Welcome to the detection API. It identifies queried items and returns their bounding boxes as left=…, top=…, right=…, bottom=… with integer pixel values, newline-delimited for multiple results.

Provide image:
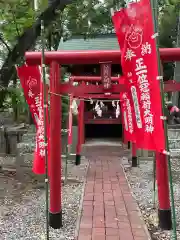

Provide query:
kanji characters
left=139, top=83, right=150, bottom=92
left=123, top=112, right=128, bottom=131
left=38, top=120, right=44, bottom=126
left=127, top=72, right=132, bottom=77
left=126, top=98, right=134, bottom=134
left=145, top=124, right=154, bottom=133
left=35, top=96, right=40, bottom=107
left=138, top=74, right=148, bottom=84
left=127, top=72, right=133, bottom=83
left=28, top=90, right=34, bottom=98
left=141, top=42, right=152, bottom=56
left=131, top=86, right=142, bottom=129
left=122, top=94, right=134, bottom=134
left=40, top=149, right=45, bottom=157
left=136, top=57, right=154, bottom=133
left=39, top=141, right=45, bottom=149
left=38, top=134, right=44, bottom=141
left=142, top=100, right=151, bottom=110
left=144, top=109, right=151, bottom=117
left=140, top=92, right=150, bottom=101
left=135, top=58, right=147, bottom=73
left=122, top=93, right=127, bottom=99
left=144, top=115, right=153, bottom=125
left=125, top=49, right=136, bottom=61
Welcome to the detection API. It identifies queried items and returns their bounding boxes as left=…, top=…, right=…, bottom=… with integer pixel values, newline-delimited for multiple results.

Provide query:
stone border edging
left=74, top=157, right=90, bottom=239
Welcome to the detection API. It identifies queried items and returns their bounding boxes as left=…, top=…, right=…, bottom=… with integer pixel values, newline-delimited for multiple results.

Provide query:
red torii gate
left=70, top=74, right=121, bottom=163
left=25, top=48, right=180, bottom=230
left=69, top=76, right=177, bottom=158
left=69, top=76, right=180, bottom=93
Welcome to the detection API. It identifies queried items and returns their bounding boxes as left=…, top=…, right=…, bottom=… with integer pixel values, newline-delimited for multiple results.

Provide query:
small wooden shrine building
left=58, top=34, right=123, bottom=140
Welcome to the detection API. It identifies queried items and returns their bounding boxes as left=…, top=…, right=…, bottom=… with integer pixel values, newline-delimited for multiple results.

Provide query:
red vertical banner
left=68, top=95, right=73, bottom=145
left=119, top=76, right=135, bottom=143
left=112, top=0, right=165, bottom=152
left=33, top=80, right=46, bottom=174
left=17, top=65, right=49, bottom=174
left=17, top=65, right=40, bottom=127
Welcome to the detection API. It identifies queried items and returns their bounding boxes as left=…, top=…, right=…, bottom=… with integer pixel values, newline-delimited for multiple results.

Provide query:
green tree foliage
left=46, top=0, right=121, bottom=50
left=0, top=1, right=35, bottom=42
left=159, top=0, right=179, bottom=47
left=0, top=0, right=71, bottom=88
left=0, top=1, right=35, bottom=112
left=63, top=0, right=114, bottom=37
left=159, top=0, right=180, bottom=81
left=0, top=0, right=71, bottom=122
left=0, top=0, right=179, bottom=91
left=0, top=0, right=122, bottom=124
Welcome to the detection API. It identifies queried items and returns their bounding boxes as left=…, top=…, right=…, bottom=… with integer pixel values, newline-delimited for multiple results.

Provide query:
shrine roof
left=58, top=33, right=119, bottom=50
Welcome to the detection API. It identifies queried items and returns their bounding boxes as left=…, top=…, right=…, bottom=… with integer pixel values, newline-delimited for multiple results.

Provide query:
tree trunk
left=12, top=73, right=18, bottom=122
left=0, top=89, right=7, bottom=109
left=0, top=0, right=72, bottom=88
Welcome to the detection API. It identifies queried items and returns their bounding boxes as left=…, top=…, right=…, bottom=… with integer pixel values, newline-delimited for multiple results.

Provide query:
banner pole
left=150, top=0, right=176, bottom=236
left=65, top=96, right=71, bottom=185
left=132, top=142, right=137, bottom=167
left=40, top=20, right=50, bottom=240
left=75, top=101, right=83, bottom=165
left=152, top=156, right=156, bottom=209
left=64, top=144, right=69, bottom=185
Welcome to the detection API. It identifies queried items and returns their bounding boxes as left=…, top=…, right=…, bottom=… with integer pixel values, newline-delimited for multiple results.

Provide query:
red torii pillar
left=156, top=152, right=172, bottom=229
left=80, top=82, right=85, bottom=144
left=157, top=62, right=172, bottom=230
left=75, top=99, right=84, bottom=165
left=49, top=62, right=62, bottom=229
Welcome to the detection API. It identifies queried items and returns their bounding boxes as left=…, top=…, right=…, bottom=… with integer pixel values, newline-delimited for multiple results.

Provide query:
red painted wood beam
left=84, top=119, right=121, bottom=124
left=70, top=77, right=180, bottom=92
left=55, top=82, right=180, bottom=96
left=76, top=94, right=120, bottom=99
left=164, top=82, right=180, bottom=92
left=25, top=48, right=180, bottom=65
left=71, top=77, right=178, bottom=89
left=70, top=76, right=119, bottom=82
left=70, top=77, right=180, bottom=93
left=71, top=78, right=180, bottom=92
left=57, top=83, right=125, bottom=94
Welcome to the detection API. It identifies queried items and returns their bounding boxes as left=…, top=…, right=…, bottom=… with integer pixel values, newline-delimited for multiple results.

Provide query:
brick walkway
left=78, top=147, right=150, bottom=240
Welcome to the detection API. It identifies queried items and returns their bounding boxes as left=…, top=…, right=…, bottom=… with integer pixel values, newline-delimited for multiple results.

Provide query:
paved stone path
left=77, top=146, right=150, bottom=240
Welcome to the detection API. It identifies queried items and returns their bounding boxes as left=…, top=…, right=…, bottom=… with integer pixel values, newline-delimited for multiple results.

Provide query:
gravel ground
left=125, top=157, right=180, bottom=240
left=0, top=157, right=88, bottom=240
left=0, top=124, right=88, bottom=240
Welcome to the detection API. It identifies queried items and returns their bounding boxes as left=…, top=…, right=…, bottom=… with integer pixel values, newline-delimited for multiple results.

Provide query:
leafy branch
left=11, top=8, right=20, bottom=37
left=0, top=0, right=73, bottom=87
